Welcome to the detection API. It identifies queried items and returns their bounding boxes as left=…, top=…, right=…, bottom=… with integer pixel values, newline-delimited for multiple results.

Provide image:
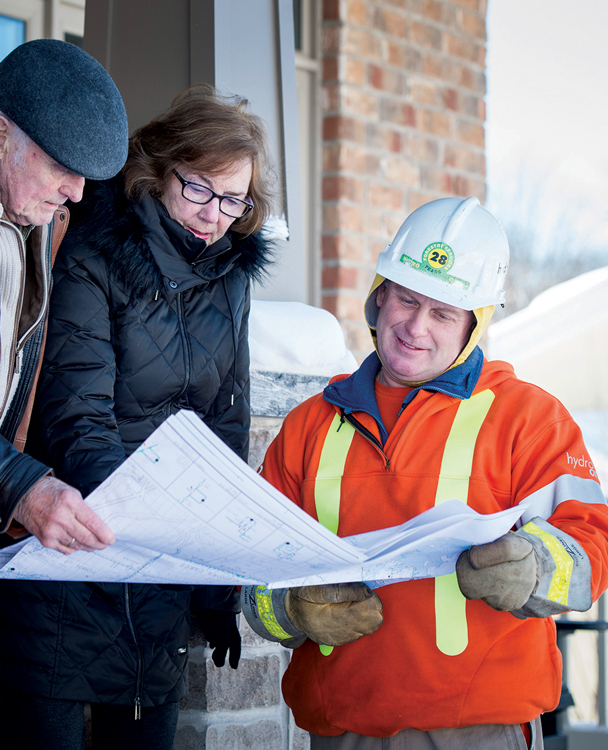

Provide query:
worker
left=242, top=197, right=608, bottom=750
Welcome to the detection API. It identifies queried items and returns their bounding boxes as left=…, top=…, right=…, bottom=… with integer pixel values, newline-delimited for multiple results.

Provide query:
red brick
left=444, top=144, right=483, bottom=172
left=446, top=33, right=485, bottom=65
left=323, top=203, right=364, bottom=232
left=386, top=0, right=422, bottom=11
left=359, top=207, right=384, bottom=235
left=451, top=0, right=481, bottom=9
left=418, top=108, right=451, bottom=138
left=454, top=174, right=486, bottom=200
left=322, top=293, right=363, bottom=321
left=322, top=234, right=366, bottom=261
left=372, top=7, right=408, bottom=39
left=345, top=57, right=366, bottom=85
left=410, top=78, right=443, bottom=106
left=444, top=87, right=458, bottom=111
left=345, top=324, right=374, bottom=361
left=369, top=182, right=404, bottom=210
left=322, top=26, right=342, bottom=53
left=344, top=86, right=379, bottom=117
left=411, top=20, right=443, bottom=50
left=456, top=119, right=485, bottom=147
left=458, top=64, right=486, bottom=93
left=322, top=264, right=358, bottom=290
left=323, top=0, right=341, bottom=22
left=368, top=65, right=405, bottom=95
left=422, top=52, right=457, bottom=83
left=323, top=115, right=366, bottom=143
left=381, top=100, right=417, bottom=127
left=366, top=123, right=403, bottom=153
left=422, top=0, right=442, bottom=22
left=457, top=8, right=487, bottom=40
left=383, top=157, right=420, bottom=187
left=346, top=0, right=367, bottom=26
left=322, top=83, right=341, bottom=112
left=387, top=40, right=406, bottom=67
left=323, top=56, right=339, bottom=82
left=421, top=165, right=451, bottom=192
left=405, top=133, right=440, bottom=163
left=323, top=175, right=366, bottom=202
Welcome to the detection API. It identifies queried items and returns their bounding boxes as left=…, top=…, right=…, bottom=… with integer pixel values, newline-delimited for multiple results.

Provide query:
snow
left=249, top=300, right=358, bottom=377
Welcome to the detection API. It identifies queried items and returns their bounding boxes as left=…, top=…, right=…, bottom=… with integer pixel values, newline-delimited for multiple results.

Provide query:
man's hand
left=456, top=531, right=537, bottom=611
left=285, top=582, right=383, bottom=646
left=12, top=476, right=115, bottom=555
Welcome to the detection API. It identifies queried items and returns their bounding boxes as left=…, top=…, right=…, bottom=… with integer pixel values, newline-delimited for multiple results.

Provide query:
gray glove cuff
left=513, top=517, right=592, bottom=618
left=241, top=585, right=305, bottom=644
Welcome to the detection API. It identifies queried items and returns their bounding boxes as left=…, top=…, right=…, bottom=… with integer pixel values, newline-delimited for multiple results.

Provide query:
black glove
left=195, top=609, right=241, bottom=669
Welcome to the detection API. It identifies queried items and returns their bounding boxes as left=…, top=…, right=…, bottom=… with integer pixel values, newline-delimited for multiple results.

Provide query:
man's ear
left=376, top=281, right=388, bottom=308
left=0, top=116, right=10, bottom=159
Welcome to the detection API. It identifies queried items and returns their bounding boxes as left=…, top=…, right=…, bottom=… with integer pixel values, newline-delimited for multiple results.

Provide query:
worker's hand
left=12, top=476, right=115, bottom=555
left=456, top=531, right=537, bottom=611
left=196, top=609, right=241, bottom=669
left=285, top=582, right=383, bottom=646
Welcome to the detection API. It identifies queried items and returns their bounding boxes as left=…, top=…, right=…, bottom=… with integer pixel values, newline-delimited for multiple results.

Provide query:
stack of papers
left=0, top=411, right=525, bottom=587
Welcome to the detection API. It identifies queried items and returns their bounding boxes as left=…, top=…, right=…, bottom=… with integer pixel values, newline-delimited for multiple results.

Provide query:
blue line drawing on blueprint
left=135, top=443, right=160, bottom=464
left=182, top=480, right=207, bottom=503
left=228, top=516, right=256, bottom=540
left=274, top=540, right=303, bottom=560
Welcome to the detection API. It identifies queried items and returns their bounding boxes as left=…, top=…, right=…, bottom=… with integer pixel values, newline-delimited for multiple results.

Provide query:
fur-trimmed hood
left=65, top=176, right=274, bottom=302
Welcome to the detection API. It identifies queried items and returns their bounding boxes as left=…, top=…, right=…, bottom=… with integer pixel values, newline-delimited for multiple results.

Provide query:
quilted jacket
left=0, top=176, right=271, bottom=706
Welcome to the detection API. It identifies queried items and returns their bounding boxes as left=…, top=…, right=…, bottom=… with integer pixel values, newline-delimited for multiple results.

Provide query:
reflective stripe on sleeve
left=518, top=474, right=607, bottom=528
left=255, top=585, right=294, bottom=640
left=521, top=521, right=573, bottom=605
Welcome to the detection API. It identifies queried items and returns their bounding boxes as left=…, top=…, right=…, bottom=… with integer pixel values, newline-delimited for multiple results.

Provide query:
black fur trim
left=64, top=177, right=275, bottom=301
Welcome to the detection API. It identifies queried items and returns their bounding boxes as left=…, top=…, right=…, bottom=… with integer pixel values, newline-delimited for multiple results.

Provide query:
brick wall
left=321, top=0, right=488, bottom=360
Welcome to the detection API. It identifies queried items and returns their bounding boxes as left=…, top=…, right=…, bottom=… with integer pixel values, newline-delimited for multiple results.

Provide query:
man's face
left=375, top=281, right=475, bottom=385
left=0, top=119, right=85, bottom=226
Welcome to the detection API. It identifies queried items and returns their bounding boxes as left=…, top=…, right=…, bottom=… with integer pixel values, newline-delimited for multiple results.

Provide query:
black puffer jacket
left=0, top=177, right=271, bottom=706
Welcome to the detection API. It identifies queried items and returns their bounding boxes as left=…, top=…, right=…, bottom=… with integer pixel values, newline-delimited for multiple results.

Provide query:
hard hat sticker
left=399, top=242, right=470, bottom=290
left=423, top=242, right=454, bottom=270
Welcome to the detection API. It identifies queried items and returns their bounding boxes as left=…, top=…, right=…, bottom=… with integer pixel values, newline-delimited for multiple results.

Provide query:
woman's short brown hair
left=123, top=84, right=275, bottom=235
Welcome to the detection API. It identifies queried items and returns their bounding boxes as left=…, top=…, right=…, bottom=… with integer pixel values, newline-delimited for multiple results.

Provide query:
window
left=64, top=32, right=83, bottom=48
left=0, top=14, right=24, bottom=62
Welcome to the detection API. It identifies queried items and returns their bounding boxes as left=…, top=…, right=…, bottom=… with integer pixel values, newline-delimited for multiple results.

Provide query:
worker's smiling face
left=375, top=281, right=475, bottom=385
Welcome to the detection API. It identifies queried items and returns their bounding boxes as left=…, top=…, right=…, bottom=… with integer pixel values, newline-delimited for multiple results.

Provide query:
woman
left=0, top=85, right=274, bottom=749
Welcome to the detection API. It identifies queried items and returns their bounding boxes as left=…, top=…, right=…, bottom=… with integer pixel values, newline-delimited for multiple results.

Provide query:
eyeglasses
left=172, top=170, right=254, bottom=219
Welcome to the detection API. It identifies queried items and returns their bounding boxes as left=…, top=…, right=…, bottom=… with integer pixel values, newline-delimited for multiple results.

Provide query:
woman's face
left=160, top=158, right=253, bottom=246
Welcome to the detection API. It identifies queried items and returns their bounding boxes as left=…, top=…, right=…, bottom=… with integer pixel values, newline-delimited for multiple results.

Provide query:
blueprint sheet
left=0, top=411, right=525, bottom=586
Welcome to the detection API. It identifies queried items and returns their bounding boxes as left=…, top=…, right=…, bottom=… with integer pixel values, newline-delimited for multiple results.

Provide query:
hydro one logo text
left=567, top=452, right=597, bottom=478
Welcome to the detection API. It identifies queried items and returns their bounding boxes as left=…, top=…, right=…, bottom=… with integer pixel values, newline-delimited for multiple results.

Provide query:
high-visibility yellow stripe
left=434, top=389, right=495, bottom=656
left=523, top=521, right=573, bottom=605
left=255, top=585, right=293, bottom=640
left=314, top=413, right=356, bottom=535
left=314, top=413, right=356, bottom=655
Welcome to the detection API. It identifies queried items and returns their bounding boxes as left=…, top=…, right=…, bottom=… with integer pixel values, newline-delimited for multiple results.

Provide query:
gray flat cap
left=0, top=39, right=128, bottom=180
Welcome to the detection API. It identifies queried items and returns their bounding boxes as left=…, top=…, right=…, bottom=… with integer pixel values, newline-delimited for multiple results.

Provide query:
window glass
left=293, top=0, right=302, bottom=51
left=65, top=33, right=84, bottom=48
left=0, top=15, right=24, bottom=62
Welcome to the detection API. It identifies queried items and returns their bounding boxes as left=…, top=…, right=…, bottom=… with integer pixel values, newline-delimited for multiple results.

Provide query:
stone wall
left=320, top=0, right=488, bottom=360
left=175, top=371, right=332, bottom=749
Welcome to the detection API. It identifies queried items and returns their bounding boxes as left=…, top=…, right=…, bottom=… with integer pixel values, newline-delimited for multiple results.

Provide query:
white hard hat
left=373, top=197, right=509, bottom=311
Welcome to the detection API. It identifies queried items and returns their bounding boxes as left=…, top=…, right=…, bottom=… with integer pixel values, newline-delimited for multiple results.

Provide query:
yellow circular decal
left=422, top=242, right=454, bottom=271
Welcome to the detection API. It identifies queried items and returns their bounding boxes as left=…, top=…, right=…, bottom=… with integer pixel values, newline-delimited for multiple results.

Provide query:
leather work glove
left=196, top=609, right=241, bottom=669
left=284, top=582, right=383, bottom=646
left=456, top=531, right=538, bottom=612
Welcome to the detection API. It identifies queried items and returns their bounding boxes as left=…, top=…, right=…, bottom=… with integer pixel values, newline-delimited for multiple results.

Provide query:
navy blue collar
left=323, top=347, right=484, bottom=446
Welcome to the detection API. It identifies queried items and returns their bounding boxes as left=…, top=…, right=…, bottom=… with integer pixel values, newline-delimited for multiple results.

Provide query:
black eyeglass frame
left=172, top=170, right=254, bottom=219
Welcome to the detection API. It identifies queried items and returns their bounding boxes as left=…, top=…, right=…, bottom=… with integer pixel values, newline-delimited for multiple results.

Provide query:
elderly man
left=0, top=39, right=127, bottom=554
left=243, top=197, right=608, bottom=750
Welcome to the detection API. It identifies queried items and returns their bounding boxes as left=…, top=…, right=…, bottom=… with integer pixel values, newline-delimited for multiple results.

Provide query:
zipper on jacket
left=169, top=292, right=191, bottom=411
left=342, top=410, right=391, bottom=470
left=123, top=583, right=144, bottom=720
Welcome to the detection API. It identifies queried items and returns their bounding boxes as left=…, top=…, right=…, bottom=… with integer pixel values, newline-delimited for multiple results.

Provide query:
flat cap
left=0, top=39, right=128, bottom=180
